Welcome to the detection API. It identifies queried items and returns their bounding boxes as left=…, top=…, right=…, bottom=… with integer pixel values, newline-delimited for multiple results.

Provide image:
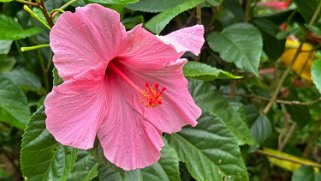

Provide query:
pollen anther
left=142, top=83, right=166, bottom=108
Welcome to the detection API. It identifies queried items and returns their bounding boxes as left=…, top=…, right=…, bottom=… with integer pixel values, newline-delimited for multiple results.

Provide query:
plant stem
left=244, top=0, right=252, bottom=22
left=51, top=0, right=77, bottom=18
left=47, top=51, right=53, bottom=71
left=302, top=119, right=321, bottom=158
left=230, top=69, right=238, bottom=98
left=39, top=0, right=54, bottom=27
left=21, top=44, right=49, bottom=52
left=278, top=124, right=296, bottom=151
left=262, top=42, right=304, bottom=114
left=230, top=80, right=236, bottom=98
left=15, top=0, right=39, bottom=7
left=196, top=6, right=202, bottom=24
left=310, top=1, right=321, bottom=26
left=205, top=7, right=216, bottom=32
left=256, top=149, right=321, bottom=168
left=60, top=0, right=77, bottom=11
left=37, top=50, right=49, bottom=92
left=252, top=95, right=321, bottom=106
left=23, top=5, right=51, bottom=30
left=262, top=0, right=321, bottom=115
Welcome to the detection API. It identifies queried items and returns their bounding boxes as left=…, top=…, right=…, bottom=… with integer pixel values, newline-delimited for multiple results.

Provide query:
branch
left=15, top=0, right=39, bottom=7
left=262, top=0, right=321, bottom=114
left=228, top=93, right=321, bottom=106
left=196, top=6, right=202, bottom=24
left=302, top=119, right=321, bottom=158
left=310, top=1, right=321, bottom=26
left=262, top=41, right=304, bottom=114
left=278, top=124, right=296, bottom=151
left=252, top=95, right=321, bottom=106
left=244, top=0, right=252, bottom=22
left=39, top=0, right=54, bottom=27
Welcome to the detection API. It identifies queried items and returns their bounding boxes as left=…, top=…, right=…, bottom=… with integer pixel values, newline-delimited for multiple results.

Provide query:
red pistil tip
left=142, top=82, right=166, bottom=108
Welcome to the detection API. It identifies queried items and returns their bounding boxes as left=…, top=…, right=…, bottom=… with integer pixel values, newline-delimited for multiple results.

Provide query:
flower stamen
left=143, top=83, right=166, bottom=108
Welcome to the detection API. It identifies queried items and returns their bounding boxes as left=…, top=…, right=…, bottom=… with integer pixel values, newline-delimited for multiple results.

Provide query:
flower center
left=142, top=83, right=166, bottom=108
left=108, top=63, right=166, bottom=108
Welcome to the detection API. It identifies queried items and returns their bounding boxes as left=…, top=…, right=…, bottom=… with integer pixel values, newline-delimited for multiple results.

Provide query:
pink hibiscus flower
left=257, top=0, right=292, bottom=10
left=44, top=4, right=204, bottom=170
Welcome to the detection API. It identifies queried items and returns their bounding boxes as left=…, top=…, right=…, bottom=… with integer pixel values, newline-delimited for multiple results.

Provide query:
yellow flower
left=280, top=39, right=316, bottom=81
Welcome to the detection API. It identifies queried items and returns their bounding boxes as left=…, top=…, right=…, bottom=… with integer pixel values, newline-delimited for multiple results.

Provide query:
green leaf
left=88, top=0, right=138, bottom=4
left=168, top=113, right=249, bottom=181
left=140, top=144, right=180, bottom=181
left=255, top=9, right=293, bottom=25
left=67, top=151, right=98, bottom=181
left=62, top=0, right=86, bottom=7
left=0, top=0, right=13, bottom=2
left=0, top=40, right=12, bottom=54
left=250, top=115, right=272, bottom=145
left=206, top=0, right=222, bottom=6
left=189, top=79, right=255, bottom=145
left=99, top=166, right=144, bottom=181
left=293, top=0, right=320, bottom=23
left=222, top=0, right=245, bottom=22
left=292, top=166, right=321, bottom=181
left=2, top=69, right=43, bottom=93
left=98, top=164, right=124, bottom=181
left=229, top=101, right=249, bottom=123
left=98, top=144, right=180, bottom=181
left=207, top=23, right=263, bottom=75
left=126, top=0, right=186, bottom=13
left=21, top=107, right=78, bottom=181
left=183, top=61, right=242, bottom=81
left=122, top=15, right=144, bottom=29
left=0, top=15, right=42, bottom=40
left=53, top=68, right=63, bottom=86
left=0, top=77, right=30, bottom=129
left=0, top=55, right=15, bottom=73
left=253, top=18, right=285, bottom=60
left=312, top=60, right=321, bottom=94
left=145, top=0, right=204, bottom=34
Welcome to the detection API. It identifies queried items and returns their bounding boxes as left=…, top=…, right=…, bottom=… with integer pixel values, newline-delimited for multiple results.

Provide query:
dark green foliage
left=0, top=0, right=321, bottom=180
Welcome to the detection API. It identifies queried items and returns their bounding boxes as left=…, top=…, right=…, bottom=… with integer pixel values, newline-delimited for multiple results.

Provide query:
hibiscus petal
left=44, top=68, right=107, bottom=149
left=97, top=75, right=164, bottom=171
left=157, top=25, right=205, bottom=55
left=117, top=59, right=201, bottom=133
left=118, top=24, right=182, bottom=70
left=50, top=4, right=126, bottom=80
